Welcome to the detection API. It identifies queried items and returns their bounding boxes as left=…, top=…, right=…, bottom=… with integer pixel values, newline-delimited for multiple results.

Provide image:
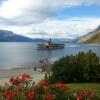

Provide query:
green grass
left=68, top=83, right=100, bottom=98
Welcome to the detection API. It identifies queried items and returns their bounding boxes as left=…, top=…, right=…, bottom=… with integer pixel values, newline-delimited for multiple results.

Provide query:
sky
left=0, top=0, right=100, bottom=39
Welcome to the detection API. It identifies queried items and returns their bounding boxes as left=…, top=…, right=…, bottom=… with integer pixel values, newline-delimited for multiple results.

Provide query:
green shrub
left=48, top=51, right=100, bottom=83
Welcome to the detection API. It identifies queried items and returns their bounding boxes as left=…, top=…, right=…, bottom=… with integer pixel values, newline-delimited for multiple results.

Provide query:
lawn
left=68, top=83, right=100, bottom=98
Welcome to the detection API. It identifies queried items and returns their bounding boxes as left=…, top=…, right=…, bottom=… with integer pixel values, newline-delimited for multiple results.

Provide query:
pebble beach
left=0, top=68, right=45, bottom=85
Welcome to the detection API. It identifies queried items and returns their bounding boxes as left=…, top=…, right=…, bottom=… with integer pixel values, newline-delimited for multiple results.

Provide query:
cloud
left=1, top=17, right=100, bottom=39
left=30, top=17, right=100, bottom=38
left=0, top=0, right=60, bottom=23
left=0, top=0, right=100, bottom=39
left=0, top=0, right=100, bottom=25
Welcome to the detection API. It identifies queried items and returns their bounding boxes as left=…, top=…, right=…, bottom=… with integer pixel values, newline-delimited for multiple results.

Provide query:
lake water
left=0, top=42, right=100, bottom=69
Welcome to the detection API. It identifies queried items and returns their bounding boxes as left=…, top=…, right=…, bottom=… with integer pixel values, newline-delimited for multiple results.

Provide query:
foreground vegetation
left=0, top=51, right=100, bottom=100
left=48, top=51, right=100, bottom=83
left=69, top=83, right=100, bottom=99
left=0, top=73, right=100, bottom=100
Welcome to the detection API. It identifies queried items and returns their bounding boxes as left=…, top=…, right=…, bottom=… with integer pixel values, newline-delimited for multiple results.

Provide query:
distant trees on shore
left=48, top=50, right=100, bottom=83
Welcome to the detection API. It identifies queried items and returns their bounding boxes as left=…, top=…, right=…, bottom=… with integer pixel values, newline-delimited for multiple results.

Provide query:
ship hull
left=37, top=43, right=64, bottom=50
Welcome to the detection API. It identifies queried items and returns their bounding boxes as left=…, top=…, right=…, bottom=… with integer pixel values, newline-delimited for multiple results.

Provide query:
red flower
left=46, top=93, right=54, bottom=100
left=9, top=73, right=31, bottom=85
left=77, top=90, right=92, bottom=100
left=9, top=76, right=19, bottom=85
left=46, top=86, right=50, bottom=92
left=84, top=90, right=91, bottom=97
left=27, top=91, right=35, bottom=100
left=55, top=83, right=64, bottom=88
left=21, top=73, right=31, bottom=82
left=12, top=79, right=17, bottom=85
left=9, top=77, right=14, bottom=83
left=3, top=91, right=13, bottom=100
left=77, top=96, right=83, bottom=100
left=37, top=81, right=49, bottom=87
left=22, top=73, right=31, bottom=79
left=15, top=86, right=24, bottom=92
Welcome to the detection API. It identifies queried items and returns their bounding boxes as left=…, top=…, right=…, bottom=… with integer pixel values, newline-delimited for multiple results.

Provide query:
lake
left=0, top=42, right=100, bottom=69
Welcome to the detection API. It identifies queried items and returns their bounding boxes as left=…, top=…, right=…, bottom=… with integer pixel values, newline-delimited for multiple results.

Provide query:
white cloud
left=1, top=17, right=100, bottom=39
left=0, top=0, right=100, bottom=20
left=31, top=18, right=100, bottom=38
left=0, top=0, right=100, bottom=39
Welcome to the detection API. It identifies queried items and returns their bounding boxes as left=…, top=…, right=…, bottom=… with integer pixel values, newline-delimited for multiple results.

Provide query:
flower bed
left=0, top=73, right=99, bottom=100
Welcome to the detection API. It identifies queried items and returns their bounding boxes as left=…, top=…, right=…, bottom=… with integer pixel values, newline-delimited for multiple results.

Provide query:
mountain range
left=78, top=25, right=100, bottom=44
left=0, top=29, right=73, bottom=42
left=0, top=26, right=100, bottom=43
left=0, top=29, right=45, bottom=42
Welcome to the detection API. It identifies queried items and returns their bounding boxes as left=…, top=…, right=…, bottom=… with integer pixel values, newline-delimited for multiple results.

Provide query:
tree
left=48, top=51, right=100, bottom=83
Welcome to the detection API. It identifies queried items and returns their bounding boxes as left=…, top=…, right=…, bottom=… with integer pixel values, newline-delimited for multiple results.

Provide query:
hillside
left=78, top=25, right=100, bottom=44
left=0, top=29, right=44, bottom=42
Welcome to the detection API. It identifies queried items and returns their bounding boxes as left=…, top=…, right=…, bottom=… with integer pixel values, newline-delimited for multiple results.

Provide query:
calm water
left=0, top=42, right=100, bottom=69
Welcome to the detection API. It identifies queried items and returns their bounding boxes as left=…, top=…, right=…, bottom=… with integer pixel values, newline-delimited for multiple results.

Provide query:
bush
left=0, top=73, right=99, bottom=100
left=48, top=51, right=100, bottom=83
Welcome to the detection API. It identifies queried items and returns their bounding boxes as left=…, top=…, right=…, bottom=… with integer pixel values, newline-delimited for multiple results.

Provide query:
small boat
left=37, top=38, right=64, bottom=50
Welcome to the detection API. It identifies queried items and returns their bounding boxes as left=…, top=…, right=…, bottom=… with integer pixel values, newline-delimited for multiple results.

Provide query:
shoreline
left=80, top=42, right=100, bottom=46
left=0, top=67, right=45, bottom=85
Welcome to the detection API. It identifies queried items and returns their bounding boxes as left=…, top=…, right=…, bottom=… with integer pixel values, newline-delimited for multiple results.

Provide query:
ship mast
left=48, top=32, right=52, bottom=45
left=48, top=38, right=51, bottom=45
left=42, top=32, right=45, bottom=44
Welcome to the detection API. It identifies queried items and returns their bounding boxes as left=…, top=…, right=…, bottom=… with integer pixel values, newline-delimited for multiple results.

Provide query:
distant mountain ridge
left=0, top=29, right=45, bottom=42
left=0, top=29, right=75, bottom=42
left=78, top=25, right=100, bottom=44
